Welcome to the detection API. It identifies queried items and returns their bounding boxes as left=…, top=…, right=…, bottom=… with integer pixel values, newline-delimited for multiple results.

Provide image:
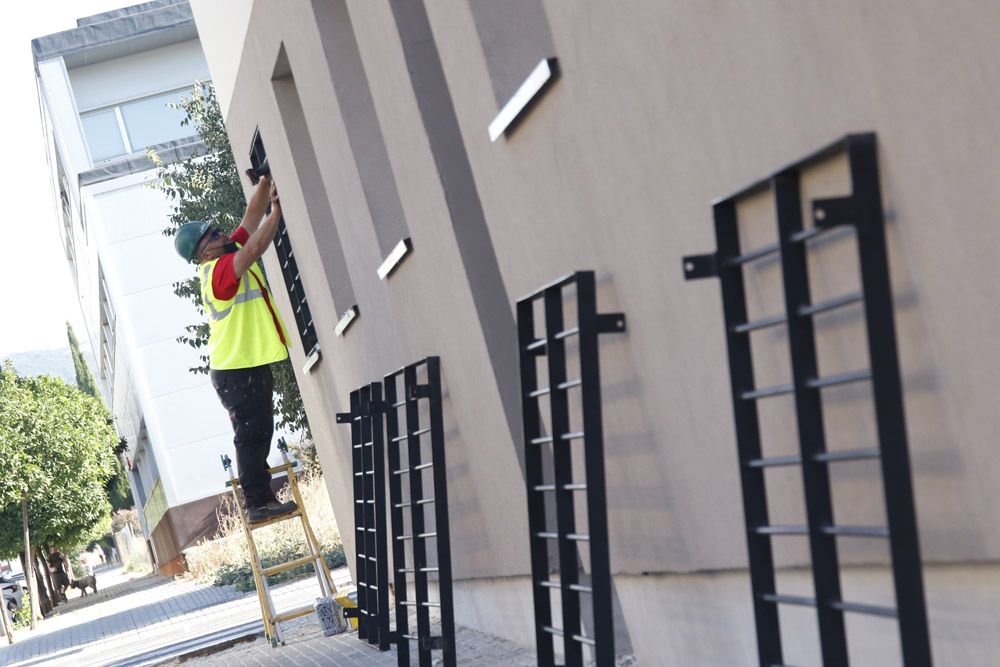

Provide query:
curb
left=103, top=621, right=263, bottom=667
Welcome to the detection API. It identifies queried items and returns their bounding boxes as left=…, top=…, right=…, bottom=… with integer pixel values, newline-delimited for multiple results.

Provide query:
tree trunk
left=32, top=553, right=51, bottom=617
left=21, top=500, right=39, bottom=629
left=41, top=547, right=60, bottom=607
left=0, top=579, right=13, bottom=643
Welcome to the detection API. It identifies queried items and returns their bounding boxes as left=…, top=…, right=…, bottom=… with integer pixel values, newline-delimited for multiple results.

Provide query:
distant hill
left=1, top=346, right=98, bottom=387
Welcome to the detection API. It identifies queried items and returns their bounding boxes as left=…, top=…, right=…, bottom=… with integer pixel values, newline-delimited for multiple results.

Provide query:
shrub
left=111, top=508, right=141, bottom=533
left=289, top=438, right=322, bottom=475
left=212, top=545, right=346, bottom=592
left=185, top=471, right=343, bottom=591
left=11, top=590, right=31, bottom=630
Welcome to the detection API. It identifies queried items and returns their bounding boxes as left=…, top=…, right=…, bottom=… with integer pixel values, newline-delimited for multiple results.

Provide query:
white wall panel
left=69, top=40, right=210, bottom=111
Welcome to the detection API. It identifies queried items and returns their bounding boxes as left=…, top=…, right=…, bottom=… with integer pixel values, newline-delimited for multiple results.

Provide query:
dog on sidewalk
left=70, top=575, right=97, bottom=596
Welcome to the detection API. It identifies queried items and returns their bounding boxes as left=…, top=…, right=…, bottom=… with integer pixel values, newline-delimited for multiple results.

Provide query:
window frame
left=98, top=264, right=116, bottom=380
left=78, top=83, right=207, bottom=164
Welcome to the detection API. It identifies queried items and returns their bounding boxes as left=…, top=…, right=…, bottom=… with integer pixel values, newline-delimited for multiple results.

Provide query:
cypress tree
left=66, top=322, right=134, bottom=510
left=67, top=322, right=99, bottom=398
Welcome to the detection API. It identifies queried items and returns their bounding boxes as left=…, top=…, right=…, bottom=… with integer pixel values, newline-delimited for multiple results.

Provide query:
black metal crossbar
left=517, top=271, right=626, bottom=667
left=336, top=384, right=390, bottom=650
left=384, top=357, right=456, bottom=667
left=683, top=133, right=931, bottom=666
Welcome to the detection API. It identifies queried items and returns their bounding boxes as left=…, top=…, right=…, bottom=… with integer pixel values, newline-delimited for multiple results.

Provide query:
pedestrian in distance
left=46, top=546, right=69, bottom=603
left=173, top=168, right=297, bottom=523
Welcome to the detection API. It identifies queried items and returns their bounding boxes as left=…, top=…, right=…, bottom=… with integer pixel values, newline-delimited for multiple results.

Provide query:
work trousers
left=210, top=364, right=277, bottom=508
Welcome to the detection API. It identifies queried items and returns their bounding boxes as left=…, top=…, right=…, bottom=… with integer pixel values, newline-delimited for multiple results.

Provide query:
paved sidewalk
left=0, top=564, right=345, bottom=667
left=0, top=563, right=542, bottom=666
left=167, top=611, right=538, bottom=667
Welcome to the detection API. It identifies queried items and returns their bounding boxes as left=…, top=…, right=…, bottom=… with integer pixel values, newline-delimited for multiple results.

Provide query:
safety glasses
left=196, top=227, right=224, bottom=256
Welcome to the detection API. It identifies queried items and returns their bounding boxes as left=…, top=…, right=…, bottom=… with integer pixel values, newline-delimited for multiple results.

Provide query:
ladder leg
left=288, top=467, right=345, bottom=632
left=249, top=510, right=283, bottom=646
left=284, top=469, right=330, bottom=599
left=302, top=512, right=347, bottom=632
left=247, top=507, right=277, bottom=644
left=291, top=474, right=339, bottom=598
left=305, top=520, right=335, bottom=597
left=262, top=576, right=284, bottom=646
left=229, top=475, right=276, bottom=646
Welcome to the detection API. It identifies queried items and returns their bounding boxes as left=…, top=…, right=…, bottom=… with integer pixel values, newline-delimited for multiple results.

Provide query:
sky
left=0, top=1, right=136, bottom=357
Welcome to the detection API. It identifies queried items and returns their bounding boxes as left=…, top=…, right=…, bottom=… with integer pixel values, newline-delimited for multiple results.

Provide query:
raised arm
left=233, top=183, right=281, bottom=280
left=239, top=173, right=273, bottom=235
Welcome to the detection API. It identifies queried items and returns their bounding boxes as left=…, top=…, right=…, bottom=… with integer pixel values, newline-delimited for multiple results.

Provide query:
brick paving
left=0, top=564, right=349, bottom=667
left=169, top=611, right=538, bottom=667
left=0, top=564, right=542, bottom=666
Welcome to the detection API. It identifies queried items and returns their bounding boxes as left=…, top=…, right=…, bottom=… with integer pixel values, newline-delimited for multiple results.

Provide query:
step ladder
left=221, top=440, right=347, bottom=647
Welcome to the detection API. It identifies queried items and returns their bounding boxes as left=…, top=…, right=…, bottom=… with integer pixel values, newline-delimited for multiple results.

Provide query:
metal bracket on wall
left=517, top=270, right=624, bottom=667
left=683, top=133, right=931, bottom=667
left=681, top=253, right=718, bottom=281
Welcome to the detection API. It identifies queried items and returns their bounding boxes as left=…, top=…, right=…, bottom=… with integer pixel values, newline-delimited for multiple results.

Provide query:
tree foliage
left=104, top=455, right=134, bottom=512
left=0, top=363, right=118, bottom=558
left=67, top=322, right=100, bottom=398
left=149, top=82, right=309, bottom=436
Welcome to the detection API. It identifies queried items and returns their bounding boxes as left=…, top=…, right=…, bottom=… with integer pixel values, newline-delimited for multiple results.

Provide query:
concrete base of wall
left=448, top=563, right=1000, bottom=665
left=453, top=576, right=538, bottom=653
left=149, top=478, right=293, bottom=570
left=149, top=492, right=226, bottom=568
left=615, top=563, right=1000, bottom=666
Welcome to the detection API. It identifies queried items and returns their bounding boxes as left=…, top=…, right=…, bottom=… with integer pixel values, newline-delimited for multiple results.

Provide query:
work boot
left=247, top=499, right=298, bottom=523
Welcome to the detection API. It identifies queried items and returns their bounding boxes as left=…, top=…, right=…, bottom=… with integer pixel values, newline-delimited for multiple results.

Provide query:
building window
left=56, top=156, right=75, bottom=262
left=143, top=477, right=168, bottom=532
left=80, top=109, right=127, bottom=161
left=98, top=265, right=116, bottom=379
left=129, top=457, right=147, bottom=507
left=79, top=85, right=203, bottom=163
left=250, top=130, right=320, bottom=358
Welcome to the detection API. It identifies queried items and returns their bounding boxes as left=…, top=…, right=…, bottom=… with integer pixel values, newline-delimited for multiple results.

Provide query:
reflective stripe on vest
left=200, top=254, right=290, bottom=370
left=202, top=271, right=264, bottom=320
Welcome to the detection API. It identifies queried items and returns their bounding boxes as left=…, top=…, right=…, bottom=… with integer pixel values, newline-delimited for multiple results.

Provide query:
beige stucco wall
left=424, top=0, right=1000, bottom=570
left=616, top=562, right=1000, bottom=666
left=188, top=0, right=252, bottom=118
left=220, top=0, right=533, bottom=581
left=192, top=0, right=1000, bottom=661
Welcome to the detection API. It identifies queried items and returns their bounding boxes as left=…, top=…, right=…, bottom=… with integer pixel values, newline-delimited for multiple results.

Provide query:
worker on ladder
left=173, top=165, right=296, bottom=523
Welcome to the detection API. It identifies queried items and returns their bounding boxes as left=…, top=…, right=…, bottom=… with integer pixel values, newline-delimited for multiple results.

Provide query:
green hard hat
left=174, top=221, right=213, bottom=262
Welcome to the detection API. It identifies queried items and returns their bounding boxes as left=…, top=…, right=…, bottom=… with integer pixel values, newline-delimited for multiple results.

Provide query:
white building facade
left=33, top=0, right=283, bottom=574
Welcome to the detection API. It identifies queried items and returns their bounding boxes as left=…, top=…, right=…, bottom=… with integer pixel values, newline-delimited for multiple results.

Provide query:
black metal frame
left=249, top=130, right=319, bottom=357
left=516, top=271, right=625, bottom=667
left=383, top=357, right=456, bottom=666
left=337, top=383, right=390, bottom=650
left=683, top=133, right=931, bottom=666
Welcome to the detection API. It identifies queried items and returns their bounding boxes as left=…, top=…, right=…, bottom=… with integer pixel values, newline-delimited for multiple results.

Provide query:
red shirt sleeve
left=210, top=227, right=251, bottom=301
left=229, top=227, right=249, bottom=244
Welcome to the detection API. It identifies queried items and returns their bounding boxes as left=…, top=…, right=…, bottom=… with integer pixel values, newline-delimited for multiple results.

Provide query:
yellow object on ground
left=334, top=590, right=359, bottom=630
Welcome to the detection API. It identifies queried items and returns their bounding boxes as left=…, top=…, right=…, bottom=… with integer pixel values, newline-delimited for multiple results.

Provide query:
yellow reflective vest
left=199, top=257, right=290, bottom=370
